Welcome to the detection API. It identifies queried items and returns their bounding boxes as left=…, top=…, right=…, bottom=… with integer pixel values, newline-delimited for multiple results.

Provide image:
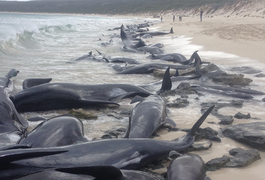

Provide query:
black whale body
left=0, top=69, right=28, bottom=149
left=125, top=94, right=176, bottom=138
left=3, top=105, right=214, bottom=170
left=18, top=115, right=88, bottom=148
left=11, top=82, right=153, bottom=112
left=167, top=153, right=210, bottom=180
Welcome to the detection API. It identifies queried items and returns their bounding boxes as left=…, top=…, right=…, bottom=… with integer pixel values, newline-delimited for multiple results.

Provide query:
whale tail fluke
left=172, top=105, right=214, bottom=147
left=188, top=105, right=214, bottom=136
left=5, top=69, right=19, bottom=79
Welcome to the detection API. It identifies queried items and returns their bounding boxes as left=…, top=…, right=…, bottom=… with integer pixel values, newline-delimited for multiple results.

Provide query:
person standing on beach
left=161, top=16, right=163, bottom=22
left=200, top=9, right=204, bottom=22
left=179, top=16, right=182, bottom=21
left=173, top=15, right=175, bottom=22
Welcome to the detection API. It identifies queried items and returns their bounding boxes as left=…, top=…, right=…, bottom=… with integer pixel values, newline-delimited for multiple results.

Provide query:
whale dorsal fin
left=159, top=67, right=172, bottom=92
left=170, top=27, right=174, bottom=33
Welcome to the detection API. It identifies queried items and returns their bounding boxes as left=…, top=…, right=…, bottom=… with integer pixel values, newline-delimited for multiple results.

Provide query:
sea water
left=1, top=12, right=265, bottom=180
left=0, top=13, right=157, bottom=85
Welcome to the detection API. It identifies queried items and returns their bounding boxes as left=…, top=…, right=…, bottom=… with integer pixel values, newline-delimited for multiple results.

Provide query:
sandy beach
left=156, top=14, right=265, bottom=63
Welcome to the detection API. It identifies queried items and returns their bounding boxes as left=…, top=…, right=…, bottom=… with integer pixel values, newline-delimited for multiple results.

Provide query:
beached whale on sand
left=147, top=50, right=199, bottom=65
left=18, top=115, right=88, bottom=148
left=2, top=105, right=214, bottom=170
left=14, top=166, right=164, bottom=180
left=133, top=27, right=174, bottom=38
left=12, top=66, right=175, bottom=113
left=2, top=165, right=164, bottom=180
left=11, top=82, right=153, bottom=112
left=167, top=153, right=211, bottom=180
left=120, top=25, right=164, bottom=54
left=0, top=69, right=28, bottom=149
left=124, top=94, right=176, bottom=138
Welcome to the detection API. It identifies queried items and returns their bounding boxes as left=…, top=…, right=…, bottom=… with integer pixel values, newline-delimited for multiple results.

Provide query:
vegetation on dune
left=0, top=0, right=240, bottom=14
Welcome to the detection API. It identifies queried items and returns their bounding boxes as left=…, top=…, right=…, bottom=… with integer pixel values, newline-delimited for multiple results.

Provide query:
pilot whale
left=11, top=82, right=153, bottom=112
left=124, top=94, right=176, bottom=138
left=6, top=105, right=214, bottom=170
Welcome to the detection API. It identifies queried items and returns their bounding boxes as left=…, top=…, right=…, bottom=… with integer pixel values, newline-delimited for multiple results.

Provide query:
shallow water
left=1, top=12, right=265, bottom=179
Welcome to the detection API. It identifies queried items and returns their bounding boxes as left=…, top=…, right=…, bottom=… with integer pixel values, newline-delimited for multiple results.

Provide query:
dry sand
left=156, top=15, right=265, bottom=63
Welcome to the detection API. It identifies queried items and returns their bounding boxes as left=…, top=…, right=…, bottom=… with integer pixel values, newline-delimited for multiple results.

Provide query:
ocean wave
left=0, top=24, right=76, bottom=56
left=39, top=24, right=76, bottom=34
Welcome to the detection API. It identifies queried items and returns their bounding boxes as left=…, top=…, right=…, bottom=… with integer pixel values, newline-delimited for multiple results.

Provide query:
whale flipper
left=130, top=95, right=145, bottom=104
left=23, top=78, right=52, bottom=89
left=0, top=148, right=67, bottom=165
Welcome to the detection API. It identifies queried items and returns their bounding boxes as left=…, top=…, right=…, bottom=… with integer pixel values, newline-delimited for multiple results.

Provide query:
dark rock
left=201, top=100, right=243, bottom=125
left=226, top=148, right=261, bottom=167
left=198, top=63, right=227, bottom=80
left=68, top=108, right=98, bottom=120
left=101, top=134, right=113, bottom=139
left=230, top=66, right=262, bottom=74
left=167, top=98, right=189, bottom=108
left=234, top=112, right=251, bottom=119
left=180, top=95, right=188, bottom=98
left=195, top=127, right=221, bottom=142
left=174, top=82, right=198, bottom=95
left=200, top=63, right=220, bottom=74
left=206, top=155, right=230, bottom=171
left=160, top=82, right=198, bottom=97
left=116, top=127, right=127, bottom=132
left=222, top=122, right=265, bottom=150
left=219, top=115, right=234, bottom=125
left=206, top=148, right=261, bottom=171
left=255, top=73, right=265, bottom=77
left=153, top=68, right=176, bottom=78
left=181, top=139, right=212, bottom=153
left=212, top=73, right=253, bottom=86
left=101, top=127, right=127, bottom=139
left=262, top=97, right=265, bottom=102
left=103, top=107, right=131, bottom=119
left=176, top=82, right=191, bottom=90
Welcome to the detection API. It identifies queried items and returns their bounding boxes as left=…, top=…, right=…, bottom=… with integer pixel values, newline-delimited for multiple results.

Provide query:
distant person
left=179, top=16, right=182, bottom=21
left=200, top=9, right=204, bottom=22
left=161, top=16, right=163, bottom=22
left=173, top=15, right=175, bottom=22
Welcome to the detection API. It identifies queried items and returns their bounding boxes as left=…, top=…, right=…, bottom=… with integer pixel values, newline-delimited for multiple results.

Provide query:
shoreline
left=153, top=14, right=265, bottom=64
left=2, top=11, right=264, bottom=63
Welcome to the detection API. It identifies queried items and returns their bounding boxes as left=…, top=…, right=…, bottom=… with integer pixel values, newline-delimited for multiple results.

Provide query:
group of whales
left=0, top=65, right=214, bottom=180
left=2, top=20, right=263, bottom=179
